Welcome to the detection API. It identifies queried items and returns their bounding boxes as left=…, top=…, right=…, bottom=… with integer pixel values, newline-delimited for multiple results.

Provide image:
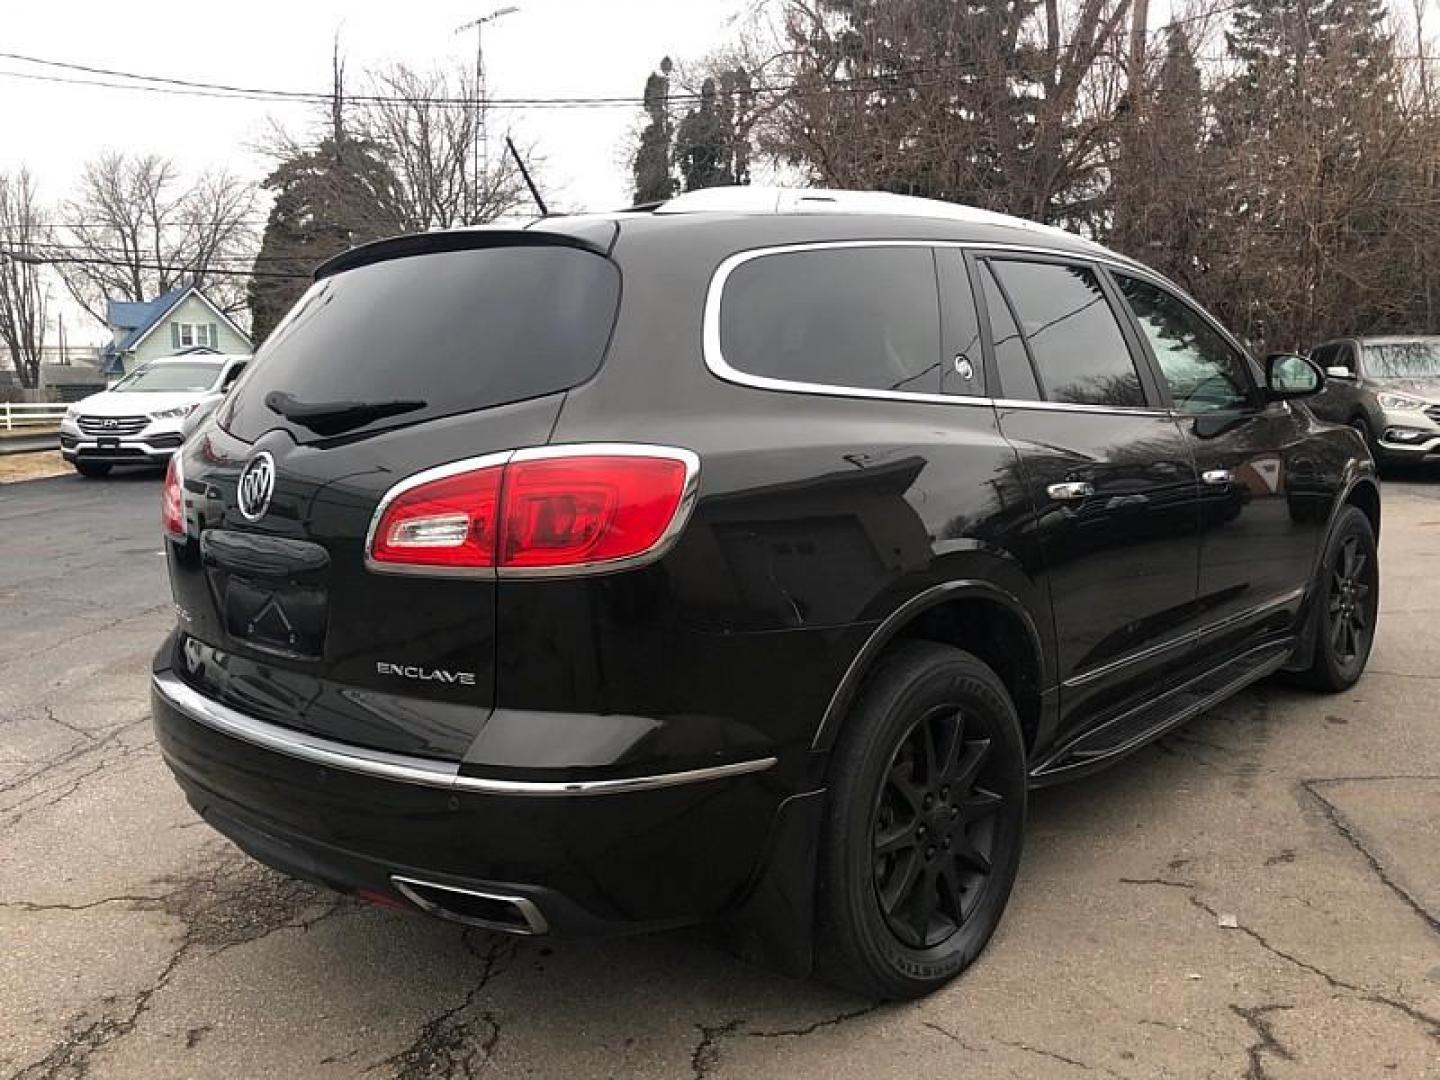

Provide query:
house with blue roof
left=100, top=285, right=251, bottom=375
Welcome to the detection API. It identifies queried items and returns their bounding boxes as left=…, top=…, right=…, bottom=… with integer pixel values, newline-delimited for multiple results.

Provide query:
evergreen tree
left=247, top=135, right=405, bottom=343
left=675, top=69, right=755, bottom=191
left=632, top=58, right=676, bottom=204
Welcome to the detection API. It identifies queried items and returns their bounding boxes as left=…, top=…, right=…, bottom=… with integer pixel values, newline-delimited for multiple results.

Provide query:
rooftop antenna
left=505, top=134, right=548, bottom=217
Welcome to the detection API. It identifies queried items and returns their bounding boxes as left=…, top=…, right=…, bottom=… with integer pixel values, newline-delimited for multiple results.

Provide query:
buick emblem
left=237, top=452, right=275, bottom=522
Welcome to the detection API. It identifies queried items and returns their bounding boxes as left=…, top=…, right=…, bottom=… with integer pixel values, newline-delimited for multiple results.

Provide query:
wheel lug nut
left=940, top=786, right=950, bottom=800
left=950, top=807, right=959, bottom=819
left=923, top=794, right=934, bottom=809
left=942, top=837, right=951, bottom=849
left=925, top=846, right=935, bottom=859
left=917, top=825, right=927, bottom=838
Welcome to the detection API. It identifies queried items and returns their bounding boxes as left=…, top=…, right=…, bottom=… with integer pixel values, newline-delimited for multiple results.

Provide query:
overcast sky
left=2, top=0, right=753, bottom=341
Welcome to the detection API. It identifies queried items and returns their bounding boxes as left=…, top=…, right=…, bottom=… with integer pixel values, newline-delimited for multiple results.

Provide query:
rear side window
left=990, top=260, right=1146, bottom=408
left=223, top=246, right=620, bottom=443
left=980, top=263, right=1041, bottom=401
left=718, top=246, right=942, bottom=394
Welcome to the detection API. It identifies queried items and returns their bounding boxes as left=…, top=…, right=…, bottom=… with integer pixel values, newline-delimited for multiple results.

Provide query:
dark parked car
left=1306, top=336, right=1440, bottom=464
left=151, top=187, right=1380, bottom=999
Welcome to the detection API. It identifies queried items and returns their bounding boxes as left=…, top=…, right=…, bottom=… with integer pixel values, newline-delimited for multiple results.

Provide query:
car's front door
left=1111, top=272, right=1327, bottom=662
left=975, top=254, right=1203, bottom=744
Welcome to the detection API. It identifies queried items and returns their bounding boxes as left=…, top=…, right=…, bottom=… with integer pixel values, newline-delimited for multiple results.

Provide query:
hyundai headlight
left=149, top=403, right=198, bottom=421
left=1376, top=392, right=1427, bottom=411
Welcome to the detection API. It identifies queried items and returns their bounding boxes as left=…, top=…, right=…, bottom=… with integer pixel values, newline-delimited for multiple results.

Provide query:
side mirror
left=1265, top=353, right=1325, bottom=400
left=1325, top=365, right=1356, bottom=380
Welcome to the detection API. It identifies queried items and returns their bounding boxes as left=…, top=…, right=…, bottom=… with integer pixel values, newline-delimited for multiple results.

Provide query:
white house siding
left=130, top=295, right=250, bottom=366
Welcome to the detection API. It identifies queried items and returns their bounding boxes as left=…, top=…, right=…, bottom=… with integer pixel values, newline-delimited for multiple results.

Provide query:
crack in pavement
left=374, top=930, right=516, bottom=1080
left=6, top=844, right=352, bottom=1079
left=1229, top=1004, right=1294, bottom=1080
left=1301, top=776, right=1440, bottom=938
left=1119, top=877, right=1440, bottom=1043
left=687, top=1003, right=883, bottom=1078
left=920, top=1019, right=988, bottom=1053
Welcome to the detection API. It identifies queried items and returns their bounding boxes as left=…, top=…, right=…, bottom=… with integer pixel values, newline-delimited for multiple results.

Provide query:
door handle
left=1047, top=481, right=1095, bottom=502
left=1202, top=469, right=1234, bottom=486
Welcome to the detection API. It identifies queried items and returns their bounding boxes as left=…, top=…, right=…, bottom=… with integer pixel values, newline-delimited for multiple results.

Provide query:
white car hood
left=74, top=389, right=209, bottom=417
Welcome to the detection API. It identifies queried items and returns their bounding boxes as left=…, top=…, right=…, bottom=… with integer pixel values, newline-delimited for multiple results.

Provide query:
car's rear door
left=976, top=253, right=1203, bottom=746
left=166, top=233, right=622, bottom=762
left=1109, top=271, right=1327, bottom=663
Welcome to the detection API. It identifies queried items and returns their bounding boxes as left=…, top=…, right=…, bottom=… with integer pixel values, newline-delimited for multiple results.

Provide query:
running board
left=1030, top=638, right=1294, bottom=784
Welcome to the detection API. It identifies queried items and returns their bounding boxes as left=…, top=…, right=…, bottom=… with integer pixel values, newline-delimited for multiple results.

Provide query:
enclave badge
left=237, top=452, right=275, bottom=522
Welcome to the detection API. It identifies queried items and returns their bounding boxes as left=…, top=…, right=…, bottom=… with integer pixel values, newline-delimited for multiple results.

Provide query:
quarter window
left=980, top=263, right=1040, bottom=401
left=990, top=260, right=1146, bottom=408
left=1115, top=275, right=1254, bottom=413
left=719, top=246, right=943, bottom=394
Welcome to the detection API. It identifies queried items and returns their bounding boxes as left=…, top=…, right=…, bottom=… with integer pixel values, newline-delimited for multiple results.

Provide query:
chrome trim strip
left=390, top=875, right=550, bottom=935
left=153, top=670, right=776, bottom=795
left=1061, top=588, right=1307, bottom=689
left=699, top=239, right=1197, bottom=418
left=362, top=449, right=516, bottom=580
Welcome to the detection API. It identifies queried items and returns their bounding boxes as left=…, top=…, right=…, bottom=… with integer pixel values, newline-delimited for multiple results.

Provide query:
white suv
left=60, top=353, right=250, bottom=477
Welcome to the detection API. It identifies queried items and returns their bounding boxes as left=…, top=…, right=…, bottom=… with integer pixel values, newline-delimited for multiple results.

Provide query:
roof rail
left=652, top=185, right=1104, bottom=250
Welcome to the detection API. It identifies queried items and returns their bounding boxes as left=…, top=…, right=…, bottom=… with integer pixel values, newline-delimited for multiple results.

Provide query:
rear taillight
left=366, top=445, right=698, bottom=576
left=162, top=456, right=185, bottom=539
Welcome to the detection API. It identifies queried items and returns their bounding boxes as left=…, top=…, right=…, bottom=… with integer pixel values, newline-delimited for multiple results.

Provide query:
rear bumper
left=150, top=661, right=809, bottom=938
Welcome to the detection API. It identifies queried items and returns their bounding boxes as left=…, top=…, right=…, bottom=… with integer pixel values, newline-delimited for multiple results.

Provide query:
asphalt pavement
left=1, top=468, right=1437, bottom=1079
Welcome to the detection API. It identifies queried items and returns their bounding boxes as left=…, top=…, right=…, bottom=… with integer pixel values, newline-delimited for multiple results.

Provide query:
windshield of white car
left=1365, top=342, right=1440, bottom=379
left=111, top=362, right=222, bottom=393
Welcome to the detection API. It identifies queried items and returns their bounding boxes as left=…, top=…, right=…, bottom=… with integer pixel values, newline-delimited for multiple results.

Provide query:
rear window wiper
left=265, top=391, right=427, bottom=436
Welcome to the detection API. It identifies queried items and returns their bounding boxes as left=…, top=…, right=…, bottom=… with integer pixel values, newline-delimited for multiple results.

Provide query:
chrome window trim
left=153, top=670, right=774, bottom=795
left=362, top=443, right=701, bottom=580
left=700, top=239, right=1232, bottom=418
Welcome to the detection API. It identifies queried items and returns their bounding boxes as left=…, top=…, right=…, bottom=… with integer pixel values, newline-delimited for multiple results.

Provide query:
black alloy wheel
left=871, top=705, right=1004, bottom=949
left=817, top=641, right=1026, bottom=999
left=1295, top=506, right=1379, bottom=691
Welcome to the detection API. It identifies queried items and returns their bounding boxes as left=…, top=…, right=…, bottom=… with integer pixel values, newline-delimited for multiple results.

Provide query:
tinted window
left=980, top=263, right=1040, bottom=400
left=223, top=246, right=620, bottom=443
left=1309, top=343, right=1338, bottom=369
left=1116, top=275, right=1253, bottom=412
left=992, top=261, right=1145, bottom=407
left=939, top=254, right=985, bottom=395
left=720, top=247, right=941, bottom=393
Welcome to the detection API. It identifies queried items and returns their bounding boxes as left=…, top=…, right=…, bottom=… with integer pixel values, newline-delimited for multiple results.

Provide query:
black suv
left=152, top=188, right=1380, bottom=999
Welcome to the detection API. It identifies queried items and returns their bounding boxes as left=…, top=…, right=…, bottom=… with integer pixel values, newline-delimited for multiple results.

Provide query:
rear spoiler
left=315, top=220, right=618, bottom=280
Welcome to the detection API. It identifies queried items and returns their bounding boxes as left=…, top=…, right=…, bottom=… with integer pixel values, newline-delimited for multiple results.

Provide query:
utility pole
left=455, top=5, right=519, bottom=223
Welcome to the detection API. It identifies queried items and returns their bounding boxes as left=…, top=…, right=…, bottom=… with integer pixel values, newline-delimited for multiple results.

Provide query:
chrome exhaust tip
left=390, top=875, right=549, bottom=935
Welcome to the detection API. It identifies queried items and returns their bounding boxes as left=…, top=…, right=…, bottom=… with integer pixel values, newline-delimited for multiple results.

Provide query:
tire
left=74, top=461, right=112, bottom=478
left=1294, top=506, right=1379, bottom=692
left=815, top=641, right=1027, bottom=999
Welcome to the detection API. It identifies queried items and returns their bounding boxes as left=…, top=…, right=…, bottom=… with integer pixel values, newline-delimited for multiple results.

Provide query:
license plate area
left=219, top=574, right=328, bottom=660
left=98, top=437, right=120, bottom=449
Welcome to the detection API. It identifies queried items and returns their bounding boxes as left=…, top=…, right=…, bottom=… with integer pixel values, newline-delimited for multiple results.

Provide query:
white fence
left=0, top=402, right=67, bottom=432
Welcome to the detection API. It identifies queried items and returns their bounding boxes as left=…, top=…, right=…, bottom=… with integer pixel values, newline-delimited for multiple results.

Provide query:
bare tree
left=0, top=170, right=48, bottom=390
left=55, top=152, right=258, bottom=325
left=355, top=63, right=531, bottom=229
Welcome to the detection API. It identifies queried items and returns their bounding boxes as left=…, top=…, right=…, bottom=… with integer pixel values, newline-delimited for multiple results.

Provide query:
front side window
left=1115, top=274, right=1253, bottom=413
left=719, top=246, right=942, bottom=394
left=990, top=260, right=1146, bottom=408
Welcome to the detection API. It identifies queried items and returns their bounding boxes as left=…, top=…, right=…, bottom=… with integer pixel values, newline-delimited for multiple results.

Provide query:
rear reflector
left=367, top=445, right=698, bottom=576
left=162, top=455, right=185, bottom=539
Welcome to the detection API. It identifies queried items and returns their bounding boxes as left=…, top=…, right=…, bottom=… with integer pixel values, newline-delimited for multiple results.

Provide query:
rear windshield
left=221, top=245, right=620, bottom=442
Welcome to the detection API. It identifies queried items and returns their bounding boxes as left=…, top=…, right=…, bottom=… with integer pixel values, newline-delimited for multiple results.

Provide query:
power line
left=0, top=7, right=1260, bottom=112
left=0, top=248, right=307, bottom=280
